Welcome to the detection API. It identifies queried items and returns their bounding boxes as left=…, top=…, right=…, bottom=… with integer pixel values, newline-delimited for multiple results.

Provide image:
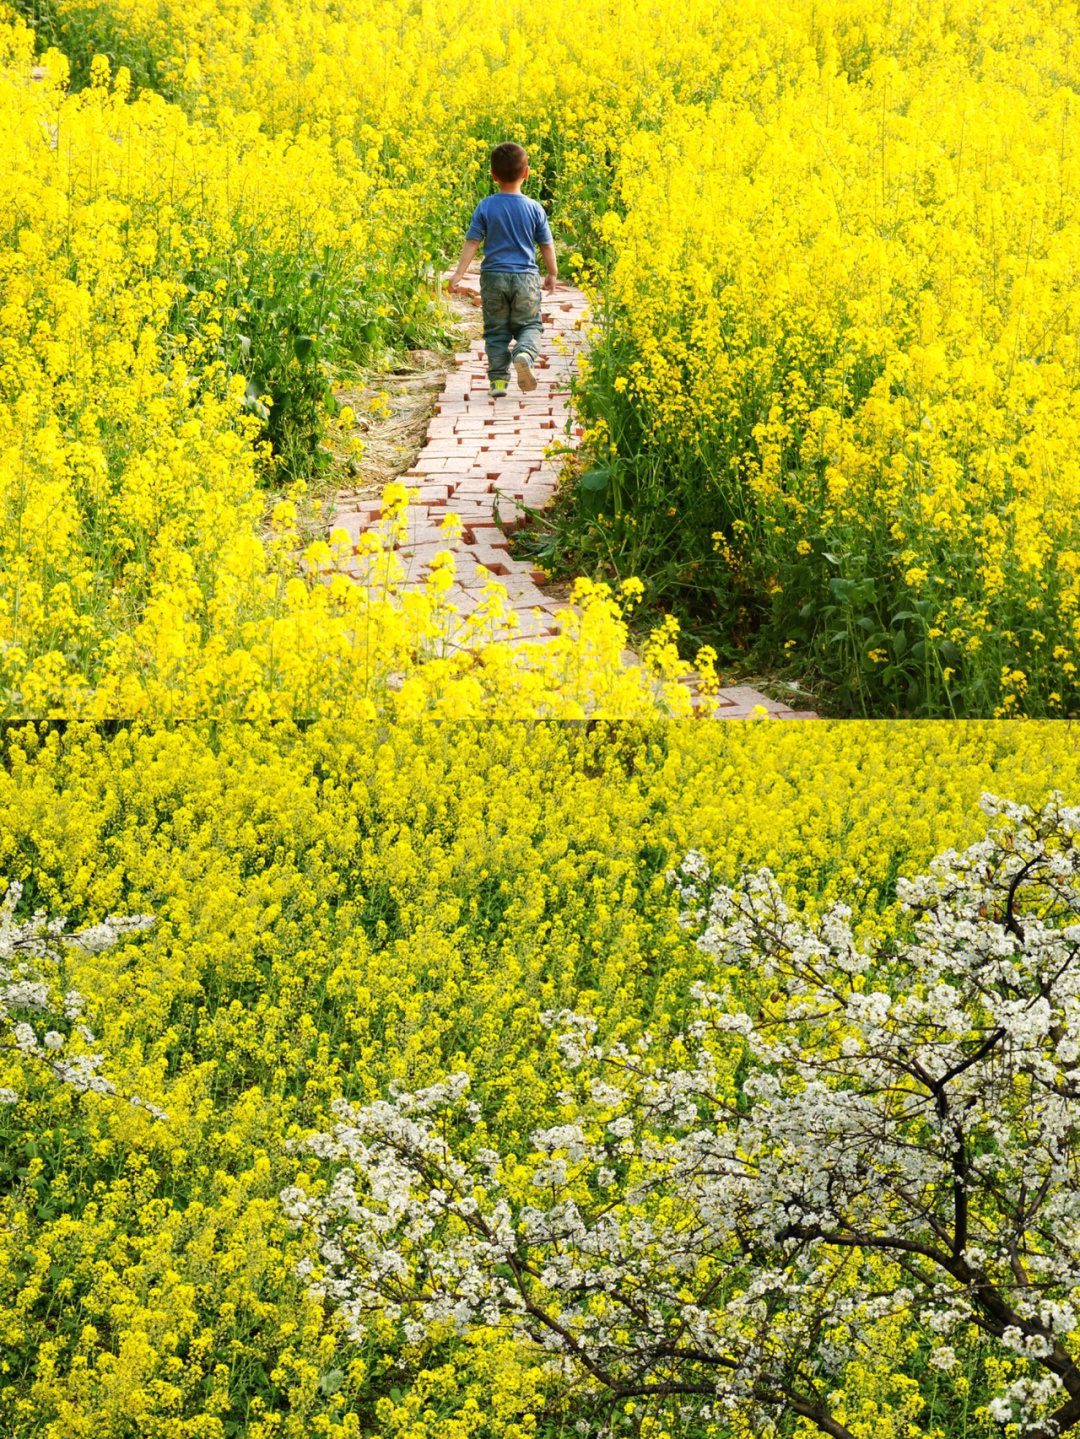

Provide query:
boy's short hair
left=491, top=142, right=528, bottom=183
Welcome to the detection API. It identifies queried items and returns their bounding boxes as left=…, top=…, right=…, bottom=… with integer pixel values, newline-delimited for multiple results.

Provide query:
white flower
left=588, top=1079, right=626, bottom=1107
left=0, top=1088, right=18, bottom=1105
left=13, top=1023, right=38, bottom=1053
left=129, top=1095, right=169, bottom=1122
left=0, top=885, right=156, bottom=1116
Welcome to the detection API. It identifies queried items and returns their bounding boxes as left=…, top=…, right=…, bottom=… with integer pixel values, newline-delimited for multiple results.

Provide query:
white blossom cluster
left=0, top=882, right=163, bottom=1117
left=282, top=795, right=1080, bottom=1439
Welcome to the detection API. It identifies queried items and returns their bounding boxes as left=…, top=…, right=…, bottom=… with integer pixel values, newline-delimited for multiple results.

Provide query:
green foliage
left=171, top=250, right=343, bottom=480
left=11, top=0, right=178, bottom=96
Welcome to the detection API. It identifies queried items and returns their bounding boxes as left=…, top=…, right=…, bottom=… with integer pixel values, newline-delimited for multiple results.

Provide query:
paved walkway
left=332, top=272, right=815, bottom=718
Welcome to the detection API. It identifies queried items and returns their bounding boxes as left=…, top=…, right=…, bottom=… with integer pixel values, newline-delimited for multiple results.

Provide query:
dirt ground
left=330, top=289, right=481, bottom=507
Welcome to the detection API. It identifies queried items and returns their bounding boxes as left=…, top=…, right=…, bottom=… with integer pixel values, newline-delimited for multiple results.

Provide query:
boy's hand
left=446, top=240, right=481, bottom=294
left=539, top=243, right=558, bottom=294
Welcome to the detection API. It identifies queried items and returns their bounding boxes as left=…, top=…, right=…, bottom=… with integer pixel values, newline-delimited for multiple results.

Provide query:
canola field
left=7, top=4, right=1080, bottom=1431
left=2, top=0, right=1080, bottom=715
left=0, top=718, right=1079, bottom=1439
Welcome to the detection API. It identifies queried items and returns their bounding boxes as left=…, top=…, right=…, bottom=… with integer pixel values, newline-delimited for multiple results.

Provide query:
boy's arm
left=539, top=241, right=558, bottom=293
left=447, top=239, right=481, bottom=292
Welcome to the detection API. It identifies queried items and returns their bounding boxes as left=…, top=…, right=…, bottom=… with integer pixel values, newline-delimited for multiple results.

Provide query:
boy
left=447, top=142, right=558, bottom=397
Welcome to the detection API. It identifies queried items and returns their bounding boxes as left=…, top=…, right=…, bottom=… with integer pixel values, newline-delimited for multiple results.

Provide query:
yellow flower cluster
left=0, top=719, right=1076, bottom=1436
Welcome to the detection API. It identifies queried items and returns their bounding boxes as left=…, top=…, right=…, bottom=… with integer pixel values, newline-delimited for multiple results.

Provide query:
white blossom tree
left=0, top=881, right=164, bottom=1118
left=282, top=794, right=1080, bottom=1438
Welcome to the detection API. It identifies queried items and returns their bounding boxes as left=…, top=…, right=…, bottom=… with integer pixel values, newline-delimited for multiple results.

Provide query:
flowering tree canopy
left=282, top=794, right=1080, bottom=1438
left=0, top=882, right=163, bottom=1117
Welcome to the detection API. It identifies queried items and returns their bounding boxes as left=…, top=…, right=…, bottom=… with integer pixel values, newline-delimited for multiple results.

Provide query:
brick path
left=332, top=272, right=815, bottom=718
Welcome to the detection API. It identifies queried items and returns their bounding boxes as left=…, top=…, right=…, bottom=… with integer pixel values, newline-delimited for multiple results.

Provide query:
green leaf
left=319, top=1369, right=345, bottom=1397
left=238, top=334, right=251, bottom=360
left=939, top=640, right=961, bottom=667
left=892, top=629, right=908, bottom=658
left=293, top=336, right=316, bottom=362
left=580, top=468, right=611, bottom=492
left=242, top=378, right=270, bottom=422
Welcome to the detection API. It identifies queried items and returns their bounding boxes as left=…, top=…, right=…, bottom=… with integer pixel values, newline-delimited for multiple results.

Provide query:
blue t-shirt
left=466, top=193, right=553, bottom=273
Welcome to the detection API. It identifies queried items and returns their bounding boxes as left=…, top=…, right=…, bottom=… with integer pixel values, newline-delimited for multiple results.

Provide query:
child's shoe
left=513, top=354, right=538, bottom=392
left=490, top=378, right=508, bottom=397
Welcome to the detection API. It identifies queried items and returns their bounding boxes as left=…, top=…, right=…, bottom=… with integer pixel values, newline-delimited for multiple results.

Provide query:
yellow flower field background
left=0, top=7, right=704, bottom=720
left=3, top=0, right=1080, bottom=714
left=1, top=718, right=1079, bottom=1438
